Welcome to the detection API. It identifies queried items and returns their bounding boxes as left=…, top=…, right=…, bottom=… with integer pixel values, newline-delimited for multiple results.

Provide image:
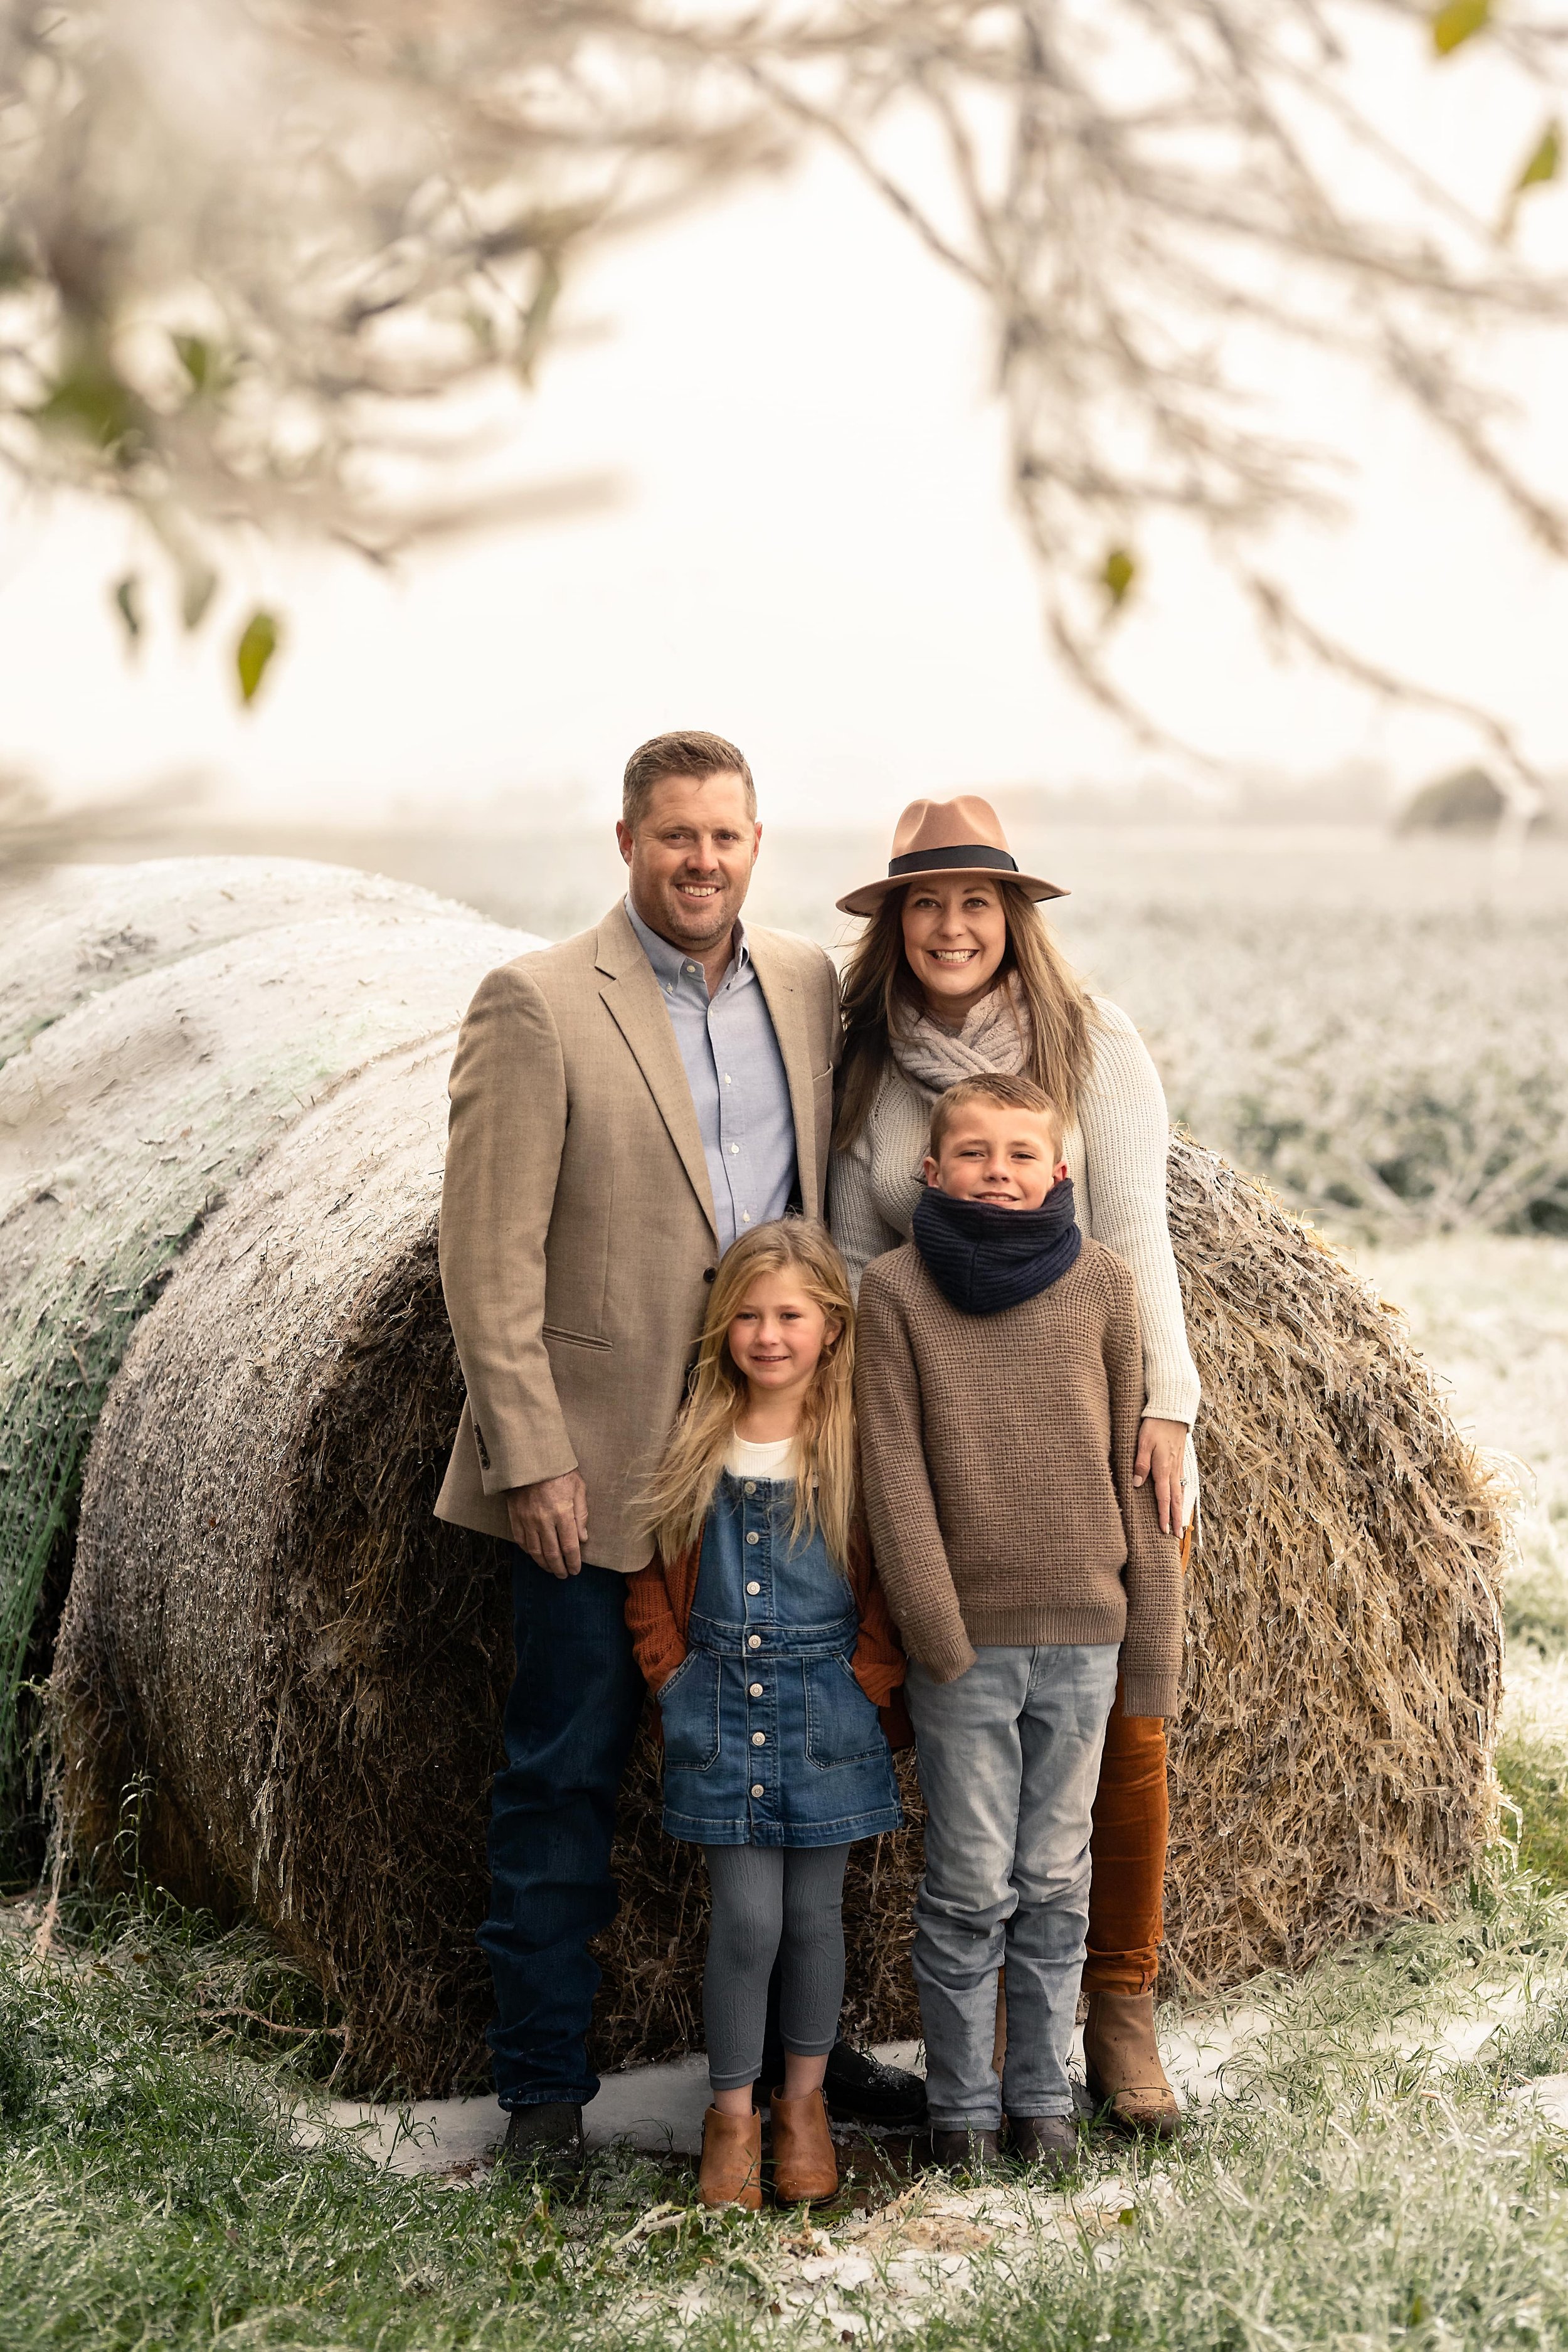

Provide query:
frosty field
left=3, top=820, right=1567, bottom=2349
left=128, top=812, right=1568, bottom=1242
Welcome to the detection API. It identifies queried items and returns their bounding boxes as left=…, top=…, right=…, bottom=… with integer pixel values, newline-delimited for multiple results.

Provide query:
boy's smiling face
left=924, top=1102, right=1068, bottom=1211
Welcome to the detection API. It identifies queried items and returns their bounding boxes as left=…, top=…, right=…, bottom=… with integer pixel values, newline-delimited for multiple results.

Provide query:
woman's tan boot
left=768, top=2086, right=839, bottom=2205
left=699, top=2107, right=763, bottom=2209
left=1083, top=1989, right=1180, bottom=2139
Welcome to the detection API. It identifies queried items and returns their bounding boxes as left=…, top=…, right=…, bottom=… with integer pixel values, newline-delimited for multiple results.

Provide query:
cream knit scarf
left=889, top=974, right=1032, bottom=1099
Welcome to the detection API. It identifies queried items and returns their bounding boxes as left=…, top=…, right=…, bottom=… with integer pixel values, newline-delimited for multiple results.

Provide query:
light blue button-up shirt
left=625, top=897, right=797, bottom=1253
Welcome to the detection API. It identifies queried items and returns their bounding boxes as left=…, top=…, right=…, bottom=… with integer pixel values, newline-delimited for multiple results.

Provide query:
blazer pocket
left=542, top=1325, right=612, bottom=1352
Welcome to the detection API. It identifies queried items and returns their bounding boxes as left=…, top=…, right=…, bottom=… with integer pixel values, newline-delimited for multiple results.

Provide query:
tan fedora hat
left=835, top=795, right=1067, bottom=918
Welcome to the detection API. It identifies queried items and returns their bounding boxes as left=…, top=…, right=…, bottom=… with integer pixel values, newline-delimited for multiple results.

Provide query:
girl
left=628, top=1220, right=904, bottom=2210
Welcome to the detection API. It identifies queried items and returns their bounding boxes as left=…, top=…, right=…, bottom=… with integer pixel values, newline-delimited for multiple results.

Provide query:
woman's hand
left=1133, top=1417, right=1188, bottom=1537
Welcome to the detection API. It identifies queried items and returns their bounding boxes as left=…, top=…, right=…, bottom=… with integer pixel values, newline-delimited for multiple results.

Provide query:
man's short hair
left=929, top=1071, right=1066, bottom=1160
left=622, top=731, right=756, bottom=829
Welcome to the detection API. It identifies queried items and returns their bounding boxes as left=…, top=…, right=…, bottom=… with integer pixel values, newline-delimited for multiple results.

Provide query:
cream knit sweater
left=829, top=996, right=1202, bottom=1431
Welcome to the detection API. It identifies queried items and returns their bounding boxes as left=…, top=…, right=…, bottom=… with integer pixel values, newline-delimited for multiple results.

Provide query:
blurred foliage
left=0, top=0, right=1565, bottom=755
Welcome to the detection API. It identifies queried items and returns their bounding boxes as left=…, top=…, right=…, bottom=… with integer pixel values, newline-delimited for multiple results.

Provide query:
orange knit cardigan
left=625, top=1517, right=911, bottom=1747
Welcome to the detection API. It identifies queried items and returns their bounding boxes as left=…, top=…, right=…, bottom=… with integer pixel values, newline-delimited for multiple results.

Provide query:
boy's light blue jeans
left=906, top=1644, right=1121, bottom=2130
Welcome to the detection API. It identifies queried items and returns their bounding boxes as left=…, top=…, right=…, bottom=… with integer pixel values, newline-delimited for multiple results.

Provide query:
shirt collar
left=624, top=895, right=750, bottom=989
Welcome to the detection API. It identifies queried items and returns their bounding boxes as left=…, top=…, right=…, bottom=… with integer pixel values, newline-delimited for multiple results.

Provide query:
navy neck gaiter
left=912, top=1177, right=1083, bottom=1316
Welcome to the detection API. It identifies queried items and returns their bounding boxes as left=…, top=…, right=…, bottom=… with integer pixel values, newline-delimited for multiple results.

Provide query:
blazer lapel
left=746, top=929, right=822, bottom=1220
left=594, top=904, right=719, bottom=1241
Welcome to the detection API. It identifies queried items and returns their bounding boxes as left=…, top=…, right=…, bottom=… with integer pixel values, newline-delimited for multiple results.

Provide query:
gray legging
left=702, top=1843, right=852, bottom=2092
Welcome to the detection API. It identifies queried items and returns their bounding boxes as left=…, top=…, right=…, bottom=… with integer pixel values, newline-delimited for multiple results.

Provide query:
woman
left=830, top=794, right=1198, bottom=2139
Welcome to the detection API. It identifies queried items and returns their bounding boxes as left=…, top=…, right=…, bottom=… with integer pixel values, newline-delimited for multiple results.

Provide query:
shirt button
left=729, top=1143, right=740, bottom=1155
left=751, top=1731, right=766, bottom=1747
left=750, top=1683, right=763, bottom=1697
left=724, top=1074, right=733, bottom=1084
left=746, top=1531, right=760, bottom=1545
left=741, top=1212, right=751, bottom=1223
left=750, top=1783, right=764, bottom=1798
left=746, top=1580, right=760, bottom=1595
left=748, top=1634, right=761, bottom=1650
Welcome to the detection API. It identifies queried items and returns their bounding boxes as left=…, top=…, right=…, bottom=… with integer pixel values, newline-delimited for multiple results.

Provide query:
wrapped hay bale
left=54, top=1089, right=1507, bottom=2089
left=0, top=857, right=535, bottom=1855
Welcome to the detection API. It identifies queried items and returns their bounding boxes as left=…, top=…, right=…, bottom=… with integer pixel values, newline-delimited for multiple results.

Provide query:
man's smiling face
left=617, top=770, right=760, bottom=956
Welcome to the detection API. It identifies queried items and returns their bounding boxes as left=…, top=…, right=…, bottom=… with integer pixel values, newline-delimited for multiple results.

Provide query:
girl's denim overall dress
left=658, top=1471, right=903, bottom=1848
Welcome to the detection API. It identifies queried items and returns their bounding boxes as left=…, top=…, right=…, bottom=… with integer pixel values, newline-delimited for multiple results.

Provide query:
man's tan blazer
left=435, top=900, right=841, bottom=1572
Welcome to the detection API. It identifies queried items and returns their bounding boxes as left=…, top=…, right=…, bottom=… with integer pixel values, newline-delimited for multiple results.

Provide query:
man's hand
left=1132, top=1417, right=1188, bottom=1539
left=506, top=1471, right=590, bottom=1578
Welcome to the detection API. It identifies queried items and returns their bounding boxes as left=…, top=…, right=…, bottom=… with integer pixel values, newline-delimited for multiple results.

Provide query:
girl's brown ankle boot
left=699, top=2106, right=763, bottom=2209
left=768, top=2086, right=839, bottom=2205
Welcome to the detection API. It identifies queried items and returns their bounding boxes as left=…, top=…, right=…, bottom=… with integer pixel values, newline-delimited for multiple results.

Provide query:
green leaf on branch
left=1517, top=117, right=1561, bottom=194
left=235, top=610, right=280, bottom=706
left=1101, top=546, right=1138, bottom=610
left=172, top=334, right=213, bottom=392
left=172, top=334, right=231, bottom=399
left=516, top=257, right=562, bottom=385
left=34, top=358, right=140, bottom=452
left=181, top=566, right=218, bottom=632
left=112, top=576, right=142, bottom=646
left=1502, top=118, right=1561, bottom=235
left=1432, top=0, right=1490, bottom=56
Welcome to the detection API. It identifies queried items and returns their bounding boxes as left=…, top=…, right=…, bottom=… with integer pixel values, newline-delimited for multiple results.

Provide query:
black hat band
left=887, top=844, right=1019, bottom=880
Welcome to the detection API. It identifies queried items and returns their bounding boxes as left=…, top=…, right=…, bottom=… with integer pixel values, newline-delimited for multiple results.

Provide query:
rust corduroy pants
left=1081, top=1525, right=1191, bottom=1996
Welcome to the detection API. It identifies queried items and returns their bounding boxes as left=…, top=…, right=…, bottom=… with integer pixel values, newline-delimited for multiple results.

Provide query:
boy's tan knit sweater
left=854, top=1236, right=1184, bottom=1718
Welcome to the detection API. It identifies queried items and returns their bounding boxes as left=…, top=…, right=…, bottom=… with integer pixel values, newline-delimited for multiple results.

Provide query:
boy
left=854, top=1071, right=1183, bottom=2174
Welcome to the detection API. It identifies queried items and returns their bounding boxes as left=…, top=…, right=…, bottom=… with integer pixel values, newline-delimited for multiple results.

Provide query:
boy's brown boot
left=1006, top=2114, right=1079, bottom=2179
left=699, top=2107, right=763, bottom=2209
left=1083, top=1989, right=1180, bottom=2139
left=930, top=2126, right=1001, bottom=2169
left=768, top=2087, right=839, bottom=2205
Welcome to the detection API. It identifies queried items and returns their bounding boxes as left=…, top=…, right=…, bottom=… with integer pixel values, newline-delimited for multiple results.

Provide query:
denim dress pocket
left=803, top=1654, right=886, bottom=1769
left=659, top=1652, right=721, bottom=1772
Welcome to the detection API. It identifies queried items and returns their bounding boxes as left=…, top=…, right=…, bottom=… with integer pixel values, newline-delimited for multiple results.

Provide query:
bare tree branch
left=1, top=0, right=1565, bottom=765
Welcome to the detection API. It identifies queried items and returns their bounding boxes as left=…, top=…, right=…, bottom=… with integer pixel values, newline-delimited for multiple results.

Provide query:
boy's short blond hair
left=928, top=1072, right=1066, bottom=1161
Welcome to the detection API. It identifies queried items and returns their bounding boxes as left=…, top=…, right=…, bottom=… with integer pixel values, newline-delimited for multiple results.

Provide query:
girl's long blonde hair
left=643, top=1220, right=857, bottom=1569
left=834, top=877, right=1095, bottom=1152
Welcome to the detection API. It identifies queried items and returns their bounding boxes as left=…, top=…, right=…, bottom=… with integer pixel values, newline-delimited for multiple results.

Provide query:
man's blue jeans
left=905, top=1643, right=1120, bottom=2131
left=478, top=1547, right=646, bottom=2111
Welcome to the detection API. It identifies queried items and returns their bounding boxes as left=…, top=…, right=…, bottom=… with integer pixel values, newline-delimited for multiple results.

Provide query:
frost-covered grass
left=1355, top=1232, right=1568, bottom=1894
left=1354, top=1234, right=1568, bottom=1647
left=1068, top=906, right=1568, bottom=1241
left=6, top=1861, right=1568, bottom=2352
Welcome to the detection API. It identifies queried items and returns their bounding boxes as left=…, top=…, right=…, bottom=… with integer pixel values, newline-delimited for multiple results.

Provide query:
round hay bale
left=53, top=1109, right=1507, bottom=2094
left=53, top=1042, right=508, bottom=2092
left=1163, top=1143, right=1506, bottom=1985
left=0, top=856, right=536, bottom=1858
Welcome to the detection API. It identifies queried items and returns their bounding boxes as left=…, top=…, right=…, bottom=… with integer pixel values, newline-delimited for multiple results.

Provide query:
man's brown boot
left=1083, top=1989, right=1180, bottom=2139
left=768, top=2087, right=839, bottom=2205
left=699, top=2107, right=763, bottom=2209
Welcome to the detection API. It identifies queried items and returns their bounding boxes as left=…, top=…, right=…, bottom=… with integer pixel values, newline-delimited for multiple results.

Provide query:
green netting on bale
left=0, top=861, right=531, bottom=1868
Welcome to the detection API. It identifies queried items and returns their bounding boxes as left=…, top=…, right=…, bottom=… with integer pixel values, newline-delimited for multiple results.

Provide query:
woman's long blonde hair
left=834, top=877, right=1095, bottom=1151
left=643, top=1221, right=857, bottom=1568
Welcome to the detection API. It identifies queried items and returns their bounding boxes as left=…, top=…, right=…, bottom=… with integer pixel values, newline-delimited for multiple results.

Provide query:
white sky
left=1, top=24, right=1566, bottom=830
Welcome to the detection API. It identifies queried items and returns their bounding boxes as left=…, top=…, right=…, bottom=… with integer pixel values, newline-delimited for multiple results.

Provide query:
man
left=437, top=730, right=921, bottom=2178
